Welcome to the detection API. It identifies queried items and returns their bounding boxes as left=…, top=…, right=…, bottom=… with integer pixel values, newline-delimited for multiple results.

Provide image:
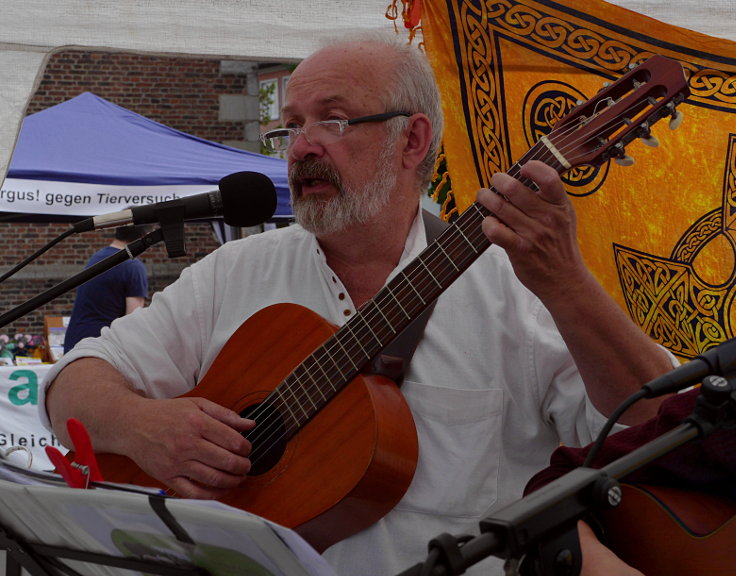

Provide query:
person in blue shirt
left=63, top=224, right=150, bottom=353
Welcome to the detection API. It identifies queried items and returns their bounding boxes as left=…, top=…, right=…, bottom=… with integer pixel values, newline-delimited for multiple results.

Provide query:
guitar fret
left=274, top=385, right=301, bottom=428
left=437, top=242, right=466, bottom=279
left=313, top=351, right=337, bottom=395
left=289, top=362, right=317, bottom=411
left=334, top=339, right=359, bottom=370
left=469, top=203, right=487, bottom=219
left=466, top=225, right=488, bottom=251
left=292, top=349, right=336, bottom=423
left=344, top=322, right=371, bottom=358
left=302, top=355, right=328, bottom=403
left=385, top=284, right=411, bottom=319
left=456, top=226, right=479, bottom=253
left=354, top=301, right=398, bottom=362
left=410, top=258, right=446, bottom=305
left=286, top=376, right=312, bottom=421
left=435, top=243, right=459, bottom=272
left=345, top=318, right=382, bottom=370
left=372, top=301, right=393, bottom=329
left=321, top=340, right=349, bottom=381
left=404, top=271, right=427, bottom=305
left=298, top=373, right=319, bottom=412
left=419, top=257, right=444, bottom=287
left=355, top=312, right=384, bottom=350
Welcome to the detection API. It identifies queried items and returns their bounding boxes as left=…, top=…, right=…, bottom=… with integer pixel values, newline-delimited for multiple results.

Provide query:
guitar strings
left=242, top=93, right=660, bottom=466
left=242, top=91, right=671, bottom=469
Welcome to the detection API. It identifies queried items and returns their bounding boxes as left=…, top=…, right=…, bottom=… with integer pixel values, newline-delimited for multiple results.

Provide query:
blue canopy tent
left=0, top=92, right=290, bottom=223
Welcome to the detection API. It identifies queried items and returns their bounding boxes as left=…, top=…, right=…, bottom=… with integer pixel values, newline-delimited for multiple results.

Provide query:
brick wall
left=26, top=51, right=250, bottom=141
left=1, top=50, right=259, bottom=339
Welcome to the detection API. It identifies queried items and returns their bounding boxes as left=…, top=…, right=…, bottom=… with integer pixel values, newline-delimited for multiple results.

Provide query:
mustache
left=289, top=158, right=341, bottom=190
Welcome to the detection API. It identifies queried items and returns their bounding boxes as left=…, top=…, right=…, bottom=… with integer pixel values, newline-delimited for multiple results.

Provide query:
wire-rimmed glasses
left=260, top=111, right=411, bottom=152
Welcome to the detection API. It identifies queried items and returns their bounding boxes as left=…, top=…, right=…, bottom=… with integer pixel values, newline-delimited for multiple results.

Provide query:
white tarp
left=1, top=0, right=734, bottom=182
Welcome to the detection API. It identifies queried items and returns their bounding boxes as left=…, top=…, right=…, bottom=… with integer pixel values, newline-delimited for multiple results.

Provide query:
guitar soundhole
left=240, top=401, right=287, bottom=476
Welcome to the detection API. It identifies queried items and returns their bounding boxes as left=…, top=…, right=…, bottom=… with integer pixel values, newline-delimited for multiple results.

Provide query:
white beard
left=290, top=143, right=397, bottom=236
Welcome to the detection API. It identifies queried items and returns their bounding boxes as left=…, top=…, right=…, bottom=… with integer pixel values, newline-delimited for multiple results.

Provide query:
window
left=259, top=78, right=279, bottom=123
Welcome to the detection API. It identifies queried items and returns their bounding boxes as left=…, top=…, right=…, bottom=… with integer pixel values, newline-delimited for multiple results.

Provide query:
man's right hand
left=125, top=396, right=255, bottom=499
left=46, top=357, right=255, bottom=500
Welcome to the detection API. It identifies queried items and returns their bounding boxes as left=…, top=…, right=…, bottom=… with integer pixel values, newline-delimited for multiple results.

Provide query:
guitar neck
left=347, top=142, right=564, bottom=358
left=273, top=143, right=564, bottom=433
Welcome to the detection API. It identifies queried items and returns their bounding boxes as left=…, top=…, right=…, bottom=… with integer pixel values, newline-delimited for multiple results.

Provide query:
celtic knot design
left=615, top=134, right=736, bottom=358
left=442, top=0, right=736, bottom=357
left=671, top=210, right=724, bottom=263
left=616, top=248, right=730, bottom=357
left=688, top=67, right=736, bottom=105
left=489, top=1, right=641, bottom=71
left=522, top=80, right=608, bottom=194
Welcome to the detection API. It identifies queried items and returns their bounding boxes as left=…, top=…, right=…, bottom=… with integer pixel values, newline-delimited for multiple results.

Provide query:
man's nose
left=289, top=127, right=323, bottom=159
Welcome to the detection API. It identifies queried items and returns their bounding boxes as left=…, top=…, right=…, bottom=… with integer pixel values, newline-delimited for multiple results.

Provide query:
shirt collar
left=387, top=205, right=426, bottom=284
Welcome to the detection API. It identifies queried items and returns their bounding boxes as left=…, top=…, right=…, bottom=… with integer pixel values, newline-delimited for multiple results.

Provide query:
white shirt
left=41, top=210, right=609, bottom=576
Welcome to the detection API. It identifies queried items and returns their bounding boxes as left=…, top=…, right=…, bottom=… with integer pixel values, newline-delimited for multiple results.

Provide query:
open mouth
left=291, top=158, right=339, bottom=186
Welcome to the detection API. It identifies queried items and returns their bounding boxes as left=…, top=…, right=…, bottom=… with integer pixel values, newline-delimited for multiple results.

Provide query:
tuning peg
left=640, top=135, right=660, bottom=147
left=614, top=155, right=635, bottom=167
left=634, top=123, right=660, bottom=147
left=669, top=109, right=684, bottom=130
left=609, top=142, right=635, bottom=166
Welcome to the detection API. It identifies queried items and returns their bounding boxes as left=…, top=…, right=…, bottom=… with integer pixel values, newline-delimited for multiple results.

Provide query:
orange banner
left=417, top=0, right=736, bottom=359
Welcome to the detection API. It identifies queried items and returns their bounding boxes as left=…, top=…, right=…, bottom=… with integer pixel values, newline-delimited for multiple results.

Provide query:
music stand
left=0, top=460, right=335, bottom=576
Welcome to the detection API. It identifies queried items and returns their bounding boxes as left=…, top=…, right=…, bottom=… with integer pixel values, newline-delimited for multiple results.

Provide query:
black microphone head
left=218, top=171, right=277, bottom=227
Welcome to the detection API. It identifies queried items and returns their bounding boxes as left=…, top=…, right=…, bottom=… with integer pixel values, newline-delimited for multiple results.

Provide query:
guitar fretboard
left=271, top=143, right=564, bottom=434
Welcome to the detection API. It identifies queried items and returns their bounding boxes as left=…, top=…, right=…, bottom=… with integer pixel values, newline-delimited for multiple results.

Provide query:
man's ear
left=401, top=114, right=432, bottom=171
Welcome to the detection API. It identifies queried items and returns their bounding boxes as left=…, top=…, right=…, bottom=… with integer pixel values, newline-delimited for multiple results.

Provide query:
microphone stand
left=0, top=227, right=167, bottom=329
left=397, top=375, right=736, bottom=576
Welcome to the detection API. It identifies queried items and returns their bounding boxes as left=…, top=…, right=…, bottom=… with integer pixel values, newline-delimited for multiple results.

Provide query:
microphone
left=642, top=337, right=736, bottom=398
left=72, top=171, right=277, bottom=233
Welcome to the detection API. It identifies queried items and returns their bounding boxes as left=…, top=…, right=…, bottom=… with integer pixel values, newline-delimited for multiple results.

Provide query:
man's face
left=282, top=45, right=401, bottom=236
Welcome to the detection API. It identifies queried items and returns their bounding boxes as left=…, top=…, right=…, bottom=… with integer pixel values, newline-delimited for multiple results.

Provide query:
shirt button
left=343, top=309, right=352, bottom=316
left=338, top=293, right=346, bottom=300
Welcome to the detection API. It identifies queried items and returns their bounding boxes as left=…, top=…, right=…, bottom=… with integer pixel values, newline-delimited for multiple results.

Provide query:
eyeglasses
left=260, top=111, right=411, bottom=152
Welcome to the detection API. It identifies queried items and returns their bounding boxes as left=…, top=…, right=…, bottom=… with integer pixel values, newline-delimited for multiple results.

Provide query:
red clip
left=45, top=418, right=103, bottom=488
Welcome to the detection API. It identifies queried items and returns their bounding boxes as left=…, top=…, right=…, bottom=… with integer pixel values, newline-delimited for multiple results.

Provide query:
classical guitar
left=74, top=55, right=690, bottom=552
left=599, top=483, right=736, bottom=575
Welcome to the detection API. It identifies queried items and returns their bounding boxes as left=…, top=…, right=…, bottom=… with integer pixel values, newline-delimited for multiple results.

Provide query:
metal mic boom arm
left=397, top=375, right=736, bottom=576
left=0, top=228, right=165, bottom=329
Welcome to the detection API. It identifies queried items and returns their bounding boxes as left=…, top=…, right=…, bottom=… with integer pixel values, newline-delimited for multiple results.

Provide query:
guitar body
left=90, top=303, right=419, bottom=552
left=599, top=483, right=736, bottom=575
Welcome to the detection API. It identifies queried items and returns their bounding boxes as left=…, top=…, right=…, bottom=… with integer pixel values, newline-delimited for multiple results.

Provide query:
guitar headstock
left=547, top=54, right=690, bottom=170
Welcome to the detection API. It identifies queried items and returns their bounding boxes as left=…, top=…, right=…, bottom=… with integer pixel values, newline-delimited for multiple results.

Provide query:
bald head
left=288, top=35, right=444, bottom=188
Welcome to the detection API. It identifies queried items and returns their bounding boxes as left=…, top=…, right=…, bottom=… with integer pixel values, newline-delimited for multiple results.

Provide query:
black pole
left=0, top=228, right=165, bottom=329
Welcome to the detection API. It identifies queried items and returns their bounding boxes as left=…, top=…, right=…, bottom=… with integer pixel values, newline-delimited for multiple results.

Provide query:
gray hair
left=381, top=39, right=444, bottom=190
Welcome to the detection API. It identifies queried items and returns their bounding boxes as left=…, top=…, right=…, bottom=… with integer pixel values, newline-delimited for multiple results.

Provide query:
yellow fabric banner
left=418, top=0, right=736, bottom=360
